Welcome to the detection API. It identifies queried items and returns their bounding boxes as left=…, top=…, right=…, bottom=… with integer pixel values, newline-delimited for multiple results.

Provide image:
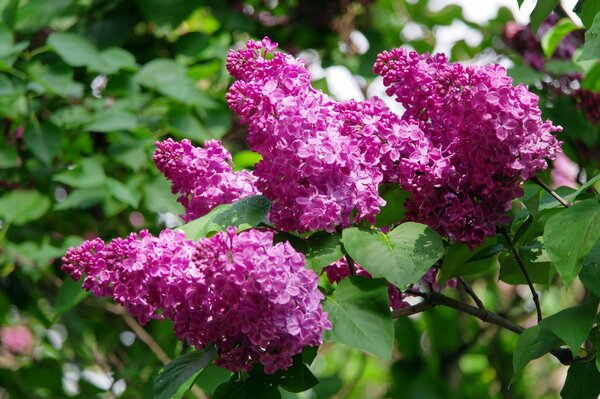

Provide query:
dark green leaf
left=135, top=0, right=198, bottom=29
left=342, top=223, right=444, bottom=289
left=322, top=276, right=394, bottom=360
left=0, top=190, right=50, bottom=225
left=530, top=0, right=559, bottom=34
left=47, top=32, right=104, bottom=69
left=55, top=278, right=89, bottom=314
left=154, top=347, right=216, bottom=399
left=581, top=62, right=600, bottom=91
left=575, top=0, right=600, bottom=28
left=579, top=239, right=600, bottom=296
left=539, top=299, right=599, bottom=355
left=180, top=195, right=271, bottom=240
left=86, top=109, right=138, bottom=133
left=54, top=187, right=107, bottom=210
left=440, top=241, right=499, bottom=283
left=375, top=183, right=409, bottom=227
left=564, top=173, right=600, bottom=203
left=544, top=199, right=600, bottom=285
left=513, top=325, right=562, bottom=376
left=212, top=381, right=281, bottom=399
left=560, top=362, right=600, bottom=399
left=578, top=11, right=600, bottom=61
left=303, top=232, right=343, bottom=274
left=14, top=0, right=72, bottom=33
left=24, top=122, right=62, bottom=165
left=280, top=355, right=319, bottom=393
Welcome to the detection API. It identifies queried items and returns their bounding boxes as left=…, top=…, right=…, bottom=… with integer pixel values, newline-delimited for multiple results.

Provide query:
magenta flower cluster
left=226, top=37, right=388, bottom=232
left=154, top=138, right=258, bottom=222
left=373, top=49, right=561, bottom=244
left=62, top=228, right=329, bottom=373
left=221, top=38, right=561, bottom=245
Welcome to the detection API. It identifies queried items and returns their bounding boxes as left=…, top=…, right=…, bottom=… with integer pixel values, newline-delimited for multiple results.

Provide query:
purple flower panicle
left=154, top=138, right=258, bottom=222
left=62, top=228, right=330, bottom=374
left=373, top=48, right=561, bottom=245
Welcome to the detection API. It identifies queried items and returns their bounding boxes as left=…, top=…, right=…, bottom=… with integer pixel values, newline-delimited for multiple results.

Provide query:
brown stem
left=531, top=175, right=572, bottom=208
left=500, top=230, right=543, bottom=322
left=458, top=277, right=485, bottom=310
left=104, top=304, right=208, bottom=399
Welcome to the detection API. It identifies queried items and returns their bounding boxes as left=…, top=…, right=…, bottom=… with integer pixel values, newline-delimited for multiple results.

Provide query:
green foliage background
left=0, top=0, right=599, bottom=398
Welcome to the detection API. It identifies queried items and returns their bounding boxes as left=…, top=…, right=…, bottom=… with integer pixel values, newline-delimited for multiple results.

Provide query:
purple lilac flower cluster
left=373, top=49, right=561, bottom=244
left=154, top=138, right=258, bottom=222
left=224, top=38, right=560, bottom=245
left=62, top=228, right=329, bottom=373
left=226, top=37, right=386, bottom=233
left=323, top=259, right=456, bottom=310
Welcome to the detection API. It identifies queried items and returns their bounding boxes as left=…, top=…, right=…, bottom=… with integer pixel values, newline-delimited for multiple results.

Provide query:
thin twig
left=531, top=175, right=572, bottom=208
left=500, top=230, right=543, bottom=322
left=458, top=277, right=485, bottom=310
left=104, top=304, right=208, bottom=399
left=391, top=300, right=434, bottom=317
left=394, top=291, right=524, bottom=334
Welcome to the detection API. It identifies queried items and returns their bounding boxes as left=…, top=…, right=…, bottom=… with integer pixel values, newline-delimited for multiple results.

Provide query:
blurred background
left=0, top=0, right=598, bottom=397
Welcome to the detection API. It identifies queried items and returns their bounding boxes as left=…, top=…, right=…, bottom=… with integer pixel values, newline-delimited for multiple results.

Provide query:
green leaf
left=513, top=325, right=562, bottom=376
left=439, top=240, right=499, bottom=284
left=342, top=223, right=444, bottom=289
left=143, top=176, right=183, bottom=215
left=47, top=32, right=104, bottom=69
left=530, top=0, right=559, bottom=34
left=578, top=11, right=600, bottom=61
left=179, top=195, right=271, bottom=240
left=581, top=62, right=600, bottom=91
left=0, top=190, right=50, bottom=225
left=55, top=278, right=90, bottom=315
left=579, top=239, right=600, bottom=296
left=575, top=0, right=600, bottom=28
left=86, top=109, right=138, bottom=133
left=154, top=347, right=216, bottom=399
left=539, top=299, right=599, bottom=356
left=564, top=172, right=600, bottom=203
left=54, top=157, right=106, bottom=188
left=14, top=0, right=72, bottom=33
left=98, top=47, right=137, bottom=74
left=322, top=276, right=394, bottom=360
left=54, top=187, right=107, bottom=210
left=375, top=183, right=409, bottom=227
left=23, top=122, right=62, bottom=165
left=560, top=362, right=600, bottom=399
left=135, top=59, right=213, bottom=107
left=507, top=64, right=544, bottom=85
left=303, top=232, right=344, bottom=274
left=279, top=355, right=319, bottom=393
left=541, top=18, right=580, bottom=58
left=135, top=0, right=198, bottom=30
left=232, top=150, right=262, bottom=171
left=499, top=256, right=555, bottom=285
left=544, top=199, right=600, bottom=285
left=106, top=177, right=140, bottom=208
left=212, top=381, right=281, bottom=399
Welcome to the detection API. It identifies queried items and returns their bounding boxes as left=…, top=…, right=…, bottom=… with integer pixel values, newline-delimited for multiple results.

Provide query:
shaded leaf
left=579, top=239, right=600, bottom=296
left=560, top=361, right=600, bottom=399
left=530, top=0, right=559, bottom=34
left=154, top=347, right=216, bottom=399
left=544, top=199, right=600, bottom=285
left=513, top=325, right=562, bottom=376
left=0, top=190, right=50, bottom=225
left=323, top=276, right=393, bottom=360
left=180, top=195, right=271, bottom=240
left=578, top=11, right=600, bottom=61
left=55, top=278, right=89, bottom=315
